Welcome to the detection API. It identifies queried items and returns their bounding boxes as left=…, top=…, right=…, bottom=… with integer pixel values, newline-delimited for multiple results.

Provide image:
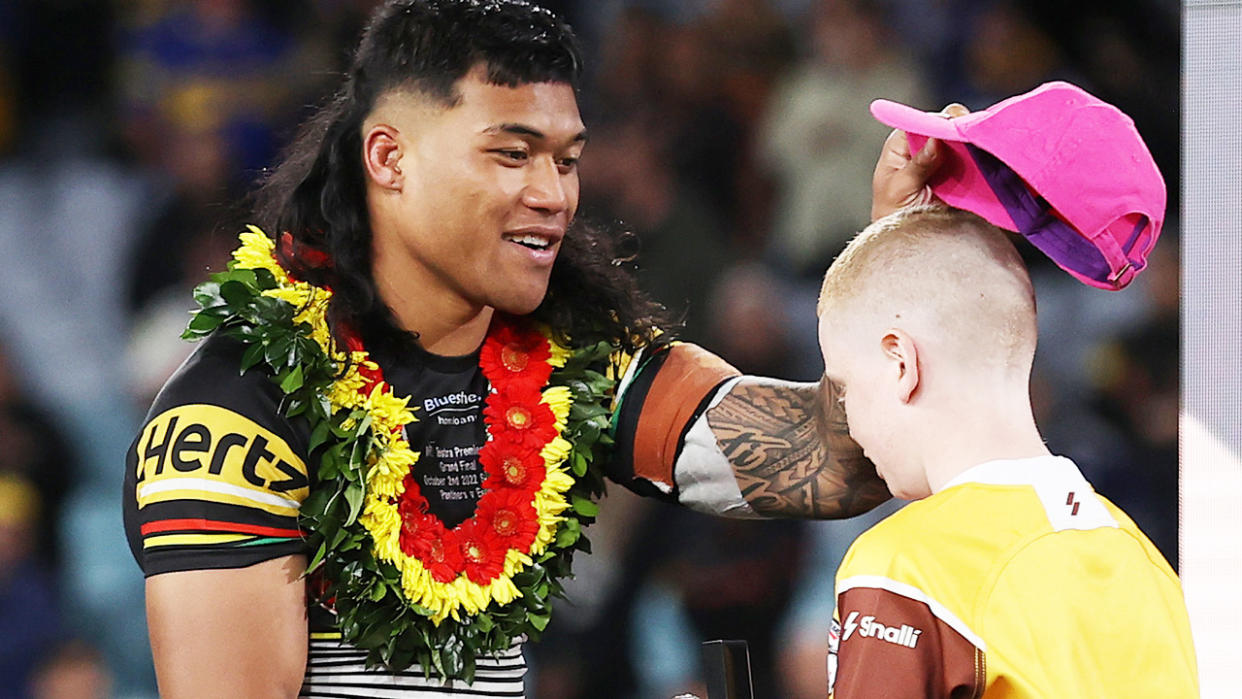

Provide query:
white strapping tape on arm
left=673, top=376, right=761, bottom=519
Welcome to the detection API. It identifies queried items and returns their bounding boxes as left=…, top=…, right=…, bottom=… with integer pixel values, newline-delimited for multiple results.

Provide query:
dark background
left=0, top=1, right=1178, bottom=696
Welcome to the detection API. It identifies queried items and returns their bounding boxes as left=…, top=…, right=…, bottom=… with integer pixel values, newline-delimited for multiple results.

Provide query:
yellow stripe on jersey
left=143, top=532, right=253, bottom=550
left=133, top=404, right=310, bottom=513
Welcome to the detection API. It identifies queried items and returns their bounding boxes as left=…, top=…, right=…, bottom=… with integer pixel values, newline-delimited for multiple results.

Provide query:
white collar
left=938, top=455, right=1085, bottom=494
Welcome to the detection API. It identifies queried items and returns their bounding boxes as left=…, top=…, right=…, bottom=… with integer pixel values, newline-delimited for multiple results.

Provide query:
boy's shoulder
left=840, top=482, right=1055, bottom=593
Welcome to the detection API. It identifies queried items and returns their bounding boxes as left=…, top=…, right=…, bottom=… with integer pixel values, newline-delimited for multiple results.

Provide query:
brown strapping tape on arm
left=631, top=343, right=741, bottom=489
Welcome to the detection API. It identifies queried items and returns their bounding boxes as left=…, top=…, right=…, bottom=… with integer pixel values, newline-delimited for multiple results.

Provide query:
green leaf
left=369, top=583, right=387, bottom=602
left=186, top=312, right=223, bottom=334
left=318, top=445, right=343, bottom=481
left=569, top=450, right=588, bottom=477
left=475, top=613, right=493, bottom=633
left=193, top=281, right=223, bottom=307
left=428, top=646, right=447, bottom=678
left=389, top=646, right=416, bottom=673
left=306, top=541, right=328, bottom=573
left=233, top=268, right=259, bottom=289
left=253, top=267, right=277, bottom=288
left=353, top=412, right=373, bottom=438
left=577, top=419, right=601, bottom=447
left=219, top=279, right=253, bottom=307
left=358, top=623, right=390, bottom=650
left=240, top=342, right=265, bottom=372
left=529, top=611, right=550, bottom=632
left=554, top=518, right=581, bottom=548
left=265, top=335, right=293, bottom=366
left=344, top=482, right=364, bottom=526
left=570, top=495, right=599, bottom=517
left=329, top=524, right=348, bottom=550
left=348, top=434, right=369, bottom=474
left=308, top=419, right=332, bottom=453
left=279, top=364, right=304, bottom=393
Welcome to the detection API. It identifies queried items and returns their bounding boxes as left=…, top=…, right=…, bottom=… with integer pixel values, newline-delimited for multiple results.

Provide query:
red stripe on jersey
left=140, top=519, right=304, bottom=538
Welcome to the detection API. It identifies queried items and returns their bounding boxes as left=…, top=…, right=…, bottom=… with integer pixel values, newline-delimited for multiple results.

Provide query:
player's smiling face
left=368, top=66, right=586, bottom=316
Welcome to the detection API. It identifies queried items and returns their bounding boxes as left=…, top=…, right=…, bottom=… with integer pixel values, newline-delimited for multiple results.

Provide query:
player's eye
left=493, top=149, right=529, bottom=163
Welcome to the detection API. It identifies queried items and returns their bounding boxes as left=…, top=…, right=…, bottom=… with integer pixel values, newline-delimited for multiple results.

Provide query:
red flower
left=398, top=493, right=465, bottom=583
left=480, top=320, right=553, bottom=393
left=484, top=387, right=557, bottom=450
left=397, top=474, right=429, bottom=515
left=419, top=522, right=464, bottom=583
left=476, top=489, right=539, bottom=552
left=456, top=519, right=507, bottom=585
left=480, top=444, right=547, bottom=491
left=397, top=475, right=436, bottom=559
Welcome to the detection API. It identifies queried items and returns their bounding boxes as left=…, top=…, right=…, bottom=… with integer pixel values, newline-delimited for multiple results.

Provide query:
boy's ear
left=880, top=329, right=920, bottom=403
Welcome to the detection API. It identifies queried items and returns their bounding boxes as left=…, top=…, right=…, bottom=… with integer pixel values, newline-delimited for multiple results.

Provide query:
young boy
left=817, top=205, right=1198, bottom=697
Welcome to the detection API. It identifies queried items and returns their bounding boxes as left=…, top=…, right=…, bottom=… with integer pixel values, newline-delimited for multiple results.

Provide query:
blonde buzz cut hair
left=818, top=204, right=1038, bottom=370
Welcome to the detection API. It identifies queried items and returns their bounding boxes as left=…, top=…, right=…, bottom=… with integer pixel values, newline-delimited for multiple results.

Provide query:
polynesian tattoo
left=706, top=376, right=890, bottom=518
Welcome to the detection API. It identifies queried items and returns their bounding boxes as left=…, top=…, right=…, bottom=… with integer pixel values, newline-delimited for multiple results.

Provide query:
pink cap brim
left=870, top=99, right=968, bottom=141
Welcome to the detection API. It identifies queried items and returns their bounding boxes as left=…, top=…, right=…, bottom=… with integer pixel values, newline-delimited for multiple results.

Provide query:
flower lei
left=184, top=227, right=617, bottom=682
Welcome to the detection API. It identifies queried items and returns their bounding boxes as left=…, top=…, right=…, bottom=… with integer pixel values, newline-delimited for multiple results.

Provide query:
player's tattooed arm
left=705, top=376, right=890, bottom=518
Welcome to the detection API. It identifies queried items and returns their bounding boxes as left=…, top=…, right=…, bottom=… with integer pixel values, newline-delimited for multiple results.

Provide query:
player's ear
left=363, top=123, right=403, bottom=191
left=880, top=329, right=920, bottom=403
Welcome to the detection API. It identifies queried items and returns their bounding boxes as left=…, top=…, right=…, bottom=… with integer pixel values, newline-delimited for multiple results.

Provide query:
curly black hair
left=253, top=0, right=667, bottom=355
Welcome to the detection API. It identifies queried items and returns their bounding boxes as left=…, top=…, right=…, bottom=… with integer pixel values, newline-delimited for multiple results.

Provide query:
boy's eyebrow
left=485, top=123, right=588, bottom=144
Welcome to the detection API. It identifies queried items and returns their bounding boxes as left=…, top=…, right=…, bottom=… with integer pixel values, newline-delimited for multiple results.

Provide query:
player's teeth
left=506, top=234, right=549, bottom=249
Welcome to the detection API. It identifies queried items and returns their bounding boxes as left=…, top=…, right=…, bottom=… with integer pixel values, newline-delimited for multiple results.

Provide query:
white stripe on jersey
left=300, top=637, right=525, bottom=698
left=836, top=575, right=987, bottom=652
left=137, top=477, right=303, bottom=510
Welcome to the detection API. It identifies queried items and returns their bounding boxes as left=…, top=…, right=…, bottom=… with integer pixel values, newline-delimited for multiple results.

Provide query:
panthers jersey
left=123, top=331, right=531, bottom=696
left=829, top=456, right=1198, bottom=698
left=124, top=328, right=743, bottom=697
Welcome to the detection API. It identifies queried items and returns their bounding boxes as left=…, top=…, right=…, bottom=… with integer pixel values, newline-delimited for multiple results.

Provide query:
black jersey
left=120, top=322, right=726, bottom=697
left=123, top=332, right=532, bottom=695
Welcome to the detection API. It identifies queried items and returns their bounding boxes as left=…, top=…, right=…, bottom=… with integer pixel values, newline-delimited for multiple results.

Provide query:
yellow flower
left=541, top=435, right=572, bottom=467
left=233, top=226, right=288, bottom=282
left=542, top=385, right=572, bottom=431
left=544, top=329, right=572, bottom=368
left=366, top=383, right=416, bottom=434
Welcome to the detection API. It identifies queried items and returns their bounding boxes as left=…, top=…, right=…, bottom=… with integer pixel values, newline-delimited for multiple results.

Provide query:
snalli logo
left=842, top=611, right=923, bottom=648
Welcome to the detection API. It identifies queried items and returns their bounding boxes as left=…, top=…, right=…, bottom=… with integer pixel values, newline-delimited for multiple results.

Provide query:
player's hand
left=870, top=103, right=970, bottom=221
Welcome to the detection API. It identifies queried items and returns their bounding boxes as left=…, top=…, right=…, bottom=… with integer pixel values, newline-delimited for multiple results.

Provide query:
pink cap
left=871, top=81, right=1165, bottom=290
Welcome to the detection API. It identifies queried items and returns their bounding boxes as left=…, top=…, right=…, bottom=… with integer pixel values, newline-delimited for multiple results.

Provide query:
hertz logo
left=134, top=404, right=309, bottom=515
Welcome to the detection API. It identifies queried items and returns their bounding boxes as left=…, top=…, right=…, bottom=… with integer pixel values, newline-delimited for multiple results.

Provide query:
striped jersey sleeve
left=124, top=333, right=311, bottom=576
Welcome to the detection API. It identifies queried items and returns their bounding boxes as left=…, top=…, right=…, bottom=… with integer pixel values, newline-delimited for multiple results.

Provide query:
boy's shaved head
left=819, top=205, right=1037, bottom=372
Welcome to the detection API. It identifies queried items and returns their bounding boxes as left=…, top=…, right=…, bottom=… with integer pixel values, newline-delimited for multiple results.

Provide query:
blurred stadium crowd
left=0, top=0, right=1178, bottom=697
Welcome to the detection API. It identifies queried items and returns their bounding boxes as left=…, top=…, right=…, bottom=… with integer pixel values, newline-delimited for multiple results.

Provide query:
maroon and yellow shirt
left=830, top=456, right=1198, bottom=698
